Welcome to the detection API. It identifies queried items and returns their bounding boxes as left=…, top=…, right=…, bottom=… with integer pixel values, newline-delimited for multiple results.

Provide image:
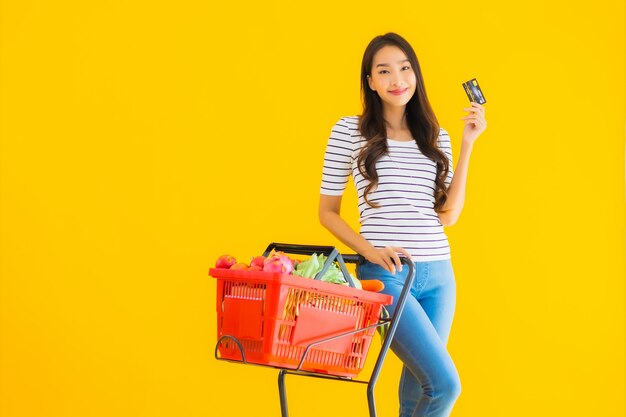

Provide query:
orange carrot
left=360, top=279, right=385, bottom=292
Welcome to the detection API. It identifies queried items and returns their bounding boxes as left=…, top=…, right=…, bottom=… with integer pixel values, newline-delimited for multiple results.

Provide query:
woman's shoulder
left=437, top=126, right=451, bottom=143
left=334, top=115, right=360, bottom=130
left=437, top=127, right=452, bottom=155
left=330, top=115, right=361, bottom=139
left=342, top=115, right=360, bottom=124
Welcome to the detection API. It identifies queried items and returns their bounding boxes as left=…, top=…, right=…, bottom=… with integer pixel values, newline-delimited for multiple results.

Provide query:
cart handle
left=263, top=243, right=359, bottom=288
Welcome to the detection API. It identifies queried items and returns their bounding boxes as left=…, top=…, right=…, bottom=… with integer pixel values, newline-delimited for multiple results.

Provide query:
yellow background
left=1, top=0, right=624, bottom=416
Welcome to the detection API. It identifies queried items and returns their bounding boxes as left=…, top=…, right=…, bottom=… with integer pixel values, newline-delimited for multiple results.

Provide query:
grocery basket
left=208, top=243, right=415, bottom=417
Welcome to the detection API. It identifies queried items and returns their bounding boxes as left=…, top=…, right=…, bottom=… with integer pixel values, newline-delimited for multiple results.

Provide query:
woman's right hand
left=363, top=246, right=412, bottom=274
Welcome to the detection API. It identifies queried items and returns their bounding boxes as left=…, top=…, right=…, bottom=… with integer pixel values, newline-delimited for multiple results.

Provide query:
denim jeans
left=356, top=259, right=461, bottom=417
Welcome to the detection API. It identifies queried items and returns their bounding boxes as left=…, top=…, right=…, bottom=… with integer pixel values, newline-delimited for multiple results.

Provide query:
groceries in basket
left=213, top=250, right=384, bottom=292
left=209, top=245, right=396, bottom=378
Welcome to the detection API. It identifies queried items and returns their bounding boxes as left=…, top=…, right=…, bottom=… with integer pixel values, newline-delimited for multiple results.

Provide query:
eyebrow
left=375, top=59, right=410, bottom=68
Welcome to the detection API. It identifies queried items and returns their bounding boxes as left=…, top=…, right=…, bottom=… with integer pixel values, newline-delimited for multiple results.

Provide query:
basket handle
left=263, top=243, right=337, bottom=257
left=262, top=243, right=359, bottom=288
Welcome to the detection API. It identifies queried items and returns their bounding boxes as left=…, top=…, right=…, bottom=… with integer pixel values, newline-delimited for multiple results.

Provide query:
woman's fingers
left=387, top=247, right=404, bottom=271
left=461, top=115, right=486, bottom=126
left=391, top=253, right=402, bottom=272
left=470, top=102, right=485, bottom=111
left=463, top=103, right=485, bottom=113
left=395, top=246, right=413, bottom=260
left=381, top=248, right=398, bottom=273
left=382, top=256, right=396, bottom=273
left=368, top=246, right=413, bottom=274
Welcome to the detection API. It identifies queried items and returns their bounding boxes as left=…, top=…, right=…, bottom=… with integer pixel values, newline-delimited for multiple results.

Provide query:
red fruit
left=248, top=265, right=263, bottom=271
left=263, top=251, right=294, bottom=274
left=215, top=254, right=237, bottom=269
left=250, top=256, right=266, bottom=269
left=230, top=262, right=249, bottom=270
left=263, top=259, right=286, bottom=273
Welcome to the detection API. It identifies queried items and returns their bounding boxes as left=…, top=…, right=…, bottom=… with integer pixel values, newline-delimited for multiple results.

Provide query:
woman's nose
left=393, top=77, right=406, bottom=87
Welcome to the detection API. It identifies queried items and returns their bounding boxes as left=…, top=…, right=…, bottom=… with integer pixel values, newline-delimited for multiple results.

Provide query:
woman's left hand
left=460, top=102, right=487, bottom=146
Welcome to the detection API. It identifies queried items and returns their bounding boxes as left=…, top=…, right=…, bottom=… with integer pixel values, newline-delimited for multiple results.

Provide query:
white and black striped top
left=320, top=116, right=454, bottom=262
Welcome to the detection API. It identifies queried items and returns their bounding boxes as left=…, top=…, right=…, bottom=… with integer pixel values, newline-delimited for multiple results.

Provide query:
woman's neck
left=383, top=106, right=408, bottom=131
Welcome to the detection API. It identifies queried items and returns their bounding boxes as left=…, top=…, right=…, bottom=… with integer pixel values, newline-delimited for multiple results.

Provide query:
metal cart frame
left=212, top=243, right=415, bottom=417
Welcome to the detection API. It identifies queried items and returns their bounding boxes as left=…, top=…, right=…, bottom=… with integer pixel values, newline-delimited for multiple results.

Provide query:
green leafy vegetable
left=292, top=253, right=362, bottom=290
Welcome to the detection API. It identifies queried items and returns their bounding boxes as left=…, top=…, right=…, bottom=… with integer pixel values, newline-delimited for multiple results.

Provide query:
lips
left=389, top=88, right=408, bottom=95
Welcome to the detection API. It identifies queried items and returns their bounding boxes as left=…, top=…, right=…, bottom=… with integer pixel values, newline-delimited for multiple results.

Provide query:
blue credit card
left=462, top=78, right=486, bottom=104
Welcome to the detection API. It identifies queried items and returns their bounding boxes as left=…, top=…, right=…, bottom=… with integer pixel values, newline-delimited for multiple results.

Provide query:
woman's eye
left=378, top=66, right=411, bottom=74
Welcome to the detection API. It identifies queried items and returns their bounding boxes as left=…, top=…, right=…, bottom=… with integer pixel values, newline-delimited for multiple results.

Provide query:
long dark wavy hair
left=356, top=33, right=450, bottom=212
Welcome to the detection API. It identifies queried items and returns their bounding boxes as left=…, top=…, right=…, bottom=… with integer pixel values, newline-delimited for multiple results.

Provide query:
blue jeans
left=356, top=259, right=461, bottom=417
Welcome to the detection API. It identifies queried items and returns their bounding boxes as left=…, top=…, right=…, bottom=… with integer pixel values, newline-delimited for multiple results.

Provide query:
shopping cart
left=208, top=243, right=415, bottom=417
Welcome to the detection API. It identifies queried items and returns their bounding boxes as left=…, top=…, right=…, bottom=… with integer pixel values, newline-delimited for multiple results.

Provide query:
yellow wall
left=1, top=1, right=624, bottom=416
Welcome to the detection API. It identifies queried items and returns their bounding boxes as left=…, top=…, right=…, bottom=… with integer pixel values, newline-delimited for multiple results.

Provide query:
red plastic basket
left=209, top=267, right=393, bottom=378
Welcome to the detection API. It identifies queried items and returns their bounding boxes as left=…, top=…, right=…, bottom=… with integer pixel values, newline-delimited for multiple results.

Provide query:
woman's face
left=367, top=45, right=417, bottom=110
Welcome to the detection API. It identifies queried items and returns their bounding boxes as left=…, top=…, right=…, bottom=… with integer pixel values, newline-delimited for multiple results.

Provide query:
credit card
left=462, top=78, right=486, bottom=104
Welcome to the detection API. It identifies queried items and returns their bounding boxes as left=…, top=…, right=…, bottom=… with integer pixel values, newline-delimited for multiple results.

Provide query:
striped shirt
left=320, top=116, right=454, bottom=262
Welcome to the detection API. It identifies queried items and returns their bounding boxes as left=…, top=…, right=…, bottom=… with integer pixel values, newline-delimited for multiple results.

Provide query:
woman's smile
left=389, top=88, right=408, bottom=95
